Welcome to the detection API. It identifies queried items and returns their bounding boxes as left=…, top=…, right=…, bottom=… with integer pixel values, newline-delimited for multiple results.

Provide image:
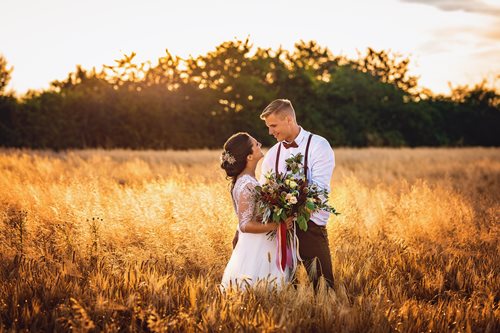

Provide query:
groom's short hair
left=260, top=99, right=296, bottom=120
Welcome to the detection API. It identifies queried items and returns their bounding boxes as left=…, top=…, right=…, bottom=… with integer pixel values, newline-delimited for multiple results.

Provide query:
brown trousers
left=295, top=220, right=334, bottom=289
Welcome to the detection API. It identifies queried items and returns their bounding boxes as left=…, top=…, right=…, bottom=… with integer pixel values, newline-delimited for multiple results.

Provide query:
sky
left=1, top=0, right=499, bottom=95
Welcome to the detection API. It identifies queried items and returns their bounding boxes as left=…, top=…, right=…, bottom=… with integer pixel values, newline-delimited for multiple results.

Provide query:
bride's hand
left=269, top=223, right=279, bottom=231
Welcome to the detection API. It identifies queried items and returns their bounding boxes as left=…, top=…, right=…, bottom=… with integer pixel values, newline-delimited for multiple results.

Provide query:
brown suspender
left=275, top=143, right=282, bottom=173
left=275, top=134, right=313, bottom=182
left=304, top=134, right=313, bottom=181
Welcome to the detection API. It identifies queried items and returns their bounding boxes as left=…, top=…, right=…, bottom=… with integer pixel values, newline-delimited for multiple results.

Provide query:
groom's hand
left=232, top=230, right=239, bottom=249
left=285, top=217, right=294, bottom=230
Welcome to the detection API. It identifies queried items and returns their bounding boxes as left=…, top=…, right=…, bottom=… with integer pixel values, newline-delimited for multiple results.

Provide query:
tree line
left=0, top=39, right=498, bottom=149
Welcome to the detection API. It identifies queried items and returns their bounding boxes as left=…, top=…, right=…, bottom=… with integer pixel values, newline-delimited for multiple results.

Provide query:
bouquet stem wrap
left=276, top=223, right=302, bottom=275
left=278, top=223, right=287, bottom=271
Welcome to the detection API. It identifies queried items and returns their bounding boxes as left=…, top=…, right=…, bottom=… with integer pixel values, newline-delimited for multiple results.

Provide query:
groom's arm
left=310, top=138, right=335, bottom=192
left=309, top=139, right=335, bottom=225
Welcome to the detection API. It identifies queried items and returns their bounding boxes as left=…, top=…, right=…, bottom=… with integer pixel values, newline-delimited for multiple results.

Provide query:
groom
left=259, top=99, right=336, bottom=289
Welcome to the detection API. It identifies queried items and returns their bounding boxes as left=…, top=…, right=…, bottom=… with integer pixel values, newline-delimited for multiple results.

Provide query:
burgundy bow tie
left=283, top=141, right=298, bottom=149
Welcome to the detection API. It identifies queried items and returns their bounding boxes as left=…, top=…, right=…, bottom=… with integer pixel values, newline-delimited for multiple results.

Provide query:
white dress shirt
left=259, top=127, right=335, bottom=226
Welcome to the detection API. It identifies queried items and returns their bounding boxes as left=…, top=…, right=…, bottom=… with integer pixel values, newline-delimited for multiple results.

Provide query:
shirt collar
left=283, top=126, right=307, bottom=146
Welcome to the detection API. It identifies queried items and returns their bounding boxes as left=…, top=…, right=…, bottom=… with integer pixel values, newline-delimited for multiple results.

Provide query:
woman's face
left=249, top=136, right=264, bottom=162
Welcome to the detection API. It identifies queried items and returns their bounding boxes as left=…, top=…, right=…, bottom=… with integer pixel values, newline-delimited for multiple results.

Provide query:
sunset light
left=0, top=1, right=499, bottom=331
left=1, top=0, right=498, bottom=95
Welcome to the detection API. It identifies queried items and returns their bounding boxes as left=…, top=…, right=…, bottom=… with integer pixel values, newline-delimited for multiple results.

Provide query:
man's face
left=264, top=112, right=292, bottom=142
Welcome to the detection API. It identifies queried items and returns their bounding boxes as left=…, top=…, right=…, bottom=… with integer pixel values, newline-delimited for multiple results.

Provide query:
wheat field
left=0, top=148, right=499, bottom=332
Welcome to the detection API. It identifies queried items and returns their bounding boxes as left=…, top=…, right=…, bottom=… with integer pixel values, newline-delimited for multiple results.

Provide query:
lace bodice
left=232, top=174, right=259, bottom=232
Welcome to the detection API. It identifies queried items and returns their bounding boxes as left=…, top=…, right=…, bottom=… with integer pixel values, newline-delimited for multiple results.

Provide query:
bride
left=220, top=132, right=292, bottom=290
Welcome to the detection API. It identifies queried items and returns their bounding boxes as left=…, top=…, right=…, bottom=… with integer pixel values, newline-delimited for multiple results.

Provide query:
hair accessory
left=221, top=151, right=236, bottom=165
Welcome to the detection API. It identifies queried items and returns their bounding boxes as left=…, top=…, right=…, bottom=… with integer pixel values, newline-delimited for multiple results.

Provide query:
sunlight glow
left=0, top=0, right=498, bottom=95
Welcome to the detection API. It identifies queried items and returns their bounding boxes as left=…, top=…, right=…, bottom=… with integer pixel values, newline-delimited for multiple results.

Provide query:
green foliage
left=0, top=54, right=13, bottom=95
left=0, top=40, right=498, bottom=148
left=296, top=214, right=308, bottom=231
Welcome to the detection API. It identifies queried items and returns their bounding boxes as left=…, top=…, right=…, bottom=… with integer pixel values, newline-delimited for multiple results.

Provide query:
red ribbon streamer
left=280, top=222, right=287, bottom=271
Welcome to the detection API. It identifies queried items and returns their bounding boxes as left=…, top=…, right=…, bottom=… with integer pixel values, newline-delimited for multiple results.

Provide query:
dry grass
left=0, top=147, right=499, bottom=332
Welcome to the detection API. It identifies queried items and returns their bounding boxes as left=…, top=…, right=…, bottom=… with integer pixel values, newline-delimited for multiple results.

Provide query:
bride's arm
left=242, top=216, right=293, bottom=233
left=236, top=181, right=278, bottom=234
left=240, top=220, right=278, bottom=233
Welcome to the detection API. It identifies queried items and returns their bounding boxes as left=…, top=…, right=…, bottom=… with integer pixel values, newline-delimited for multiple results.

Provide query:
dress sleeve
left=234, top=180, right=257, bottom=232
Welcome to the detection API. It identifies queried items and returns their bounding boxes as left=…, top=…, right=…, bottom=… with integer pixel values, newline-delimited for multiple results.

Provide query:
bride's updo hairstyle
left=220, top=132, right=253, bottom=188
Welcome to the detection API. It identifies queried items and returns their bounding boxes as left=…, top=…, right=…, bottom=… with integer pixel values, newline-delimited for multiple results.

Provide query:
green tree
left=1, top=39, right=498, bottom=149
left=0, top=54, right=13, bottom=95
left=353, top=48, right=418, bottom=96
left=0, top=55, right=19, bottom=146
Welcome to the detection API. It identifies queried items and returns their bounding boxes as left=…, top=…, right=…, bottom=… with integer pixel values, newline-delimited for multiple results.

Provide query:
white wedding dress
left=221, top=174, right=288, bottom=290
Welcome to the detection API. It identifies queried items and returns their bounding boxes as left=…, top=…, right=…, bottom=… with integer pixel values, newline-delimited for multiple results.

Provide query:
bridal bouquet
left=255, top=153, right=338, bottom=231
left=254, top=153, right=339, bottom=272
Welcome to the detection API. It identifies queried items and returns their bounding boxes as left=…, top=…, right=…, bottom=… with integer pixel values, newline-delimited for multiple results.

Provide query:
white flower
left=286, top=193, right=298, bottom=204
left=221, top=151, right=236, bottom=165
